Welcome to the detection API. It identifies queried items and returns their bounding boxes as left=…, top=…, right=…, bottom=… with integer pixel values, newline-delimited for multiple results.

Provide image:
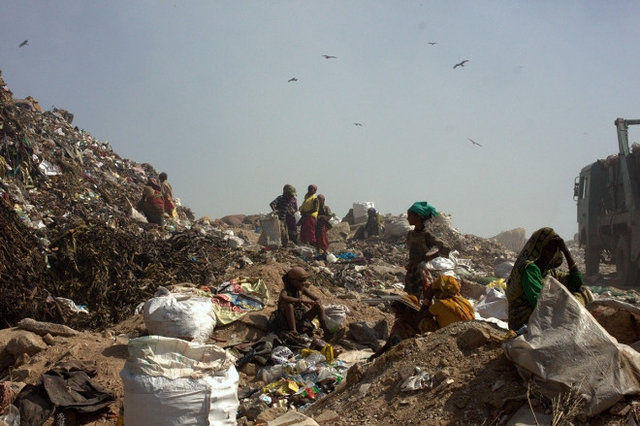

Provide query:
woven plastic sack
left=143, top=289, right=216, bottom=343
left=120, top=336, right=238, bottom=426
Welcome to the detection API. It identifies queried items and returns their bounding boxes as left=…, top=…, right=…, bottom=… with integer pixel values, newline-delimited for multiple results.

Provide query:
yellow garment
left=429, top=297, right=475, bottom=328
left=300, top=194, right=318, bottom=218
left=487, top=278, right=506, bottom=291
left=433, top=275, right=460, bottom=297
left=429, top=276, right=475, bottom=328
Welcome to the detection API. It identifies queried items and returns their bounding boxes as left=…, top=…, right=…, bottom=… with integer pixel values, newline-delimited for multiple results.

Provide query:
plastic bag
left=270, top=346, right=293, bottom=364
left=324, top=304, right=350, bottom=333
left=0, top=404, right=20, bottom=426
left=384, top=217, right=410, bottom=240
left=120, top=336, right=238, bottom=426
left=352, top=202, right=375, bottom=223
left=504, top=276, right=640, bottom=416
left=257, top=214, right=281, bottom=247
left=143, top=289, right=217, bottom=343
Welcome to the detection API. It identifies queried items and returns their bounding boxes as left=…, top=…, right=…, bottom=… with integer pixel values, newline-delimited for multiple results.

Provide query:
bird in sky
left=19, top=40, right=28, bottom=48
left=322, top=55, right=336, bottom=59
left=468, top=138, right=482, bottom=147
left=288, top=77, right=298, bottom=82
left=427, top=42, right=437, bottom=45
left=453, top=60, right=469, bottom=69
left=353, top=122, right=363, bottom=127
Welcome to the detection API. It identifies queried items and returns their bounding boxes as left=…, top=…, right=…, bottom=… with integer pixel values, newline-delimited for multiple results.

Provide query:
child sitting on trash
left=268, top=267, right=329, bottom=341
left=370, top=294, right=422, bottom=360
left=425, top=275, right=475, bottom=330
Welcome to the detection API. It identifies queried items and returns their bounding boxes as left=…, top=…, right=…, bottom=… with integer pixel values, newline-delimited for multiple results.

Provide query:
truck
left=575, top=118, right=640, bottom=286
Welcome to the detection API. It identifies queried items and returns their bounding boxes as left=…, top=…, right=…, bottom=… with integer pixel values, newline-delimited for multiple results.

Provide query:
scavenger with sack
left=506, top=227, right=593, bottom=331
left=138, top=177, right=165, bottom=225
left=159, top=172, right=176, bottom=218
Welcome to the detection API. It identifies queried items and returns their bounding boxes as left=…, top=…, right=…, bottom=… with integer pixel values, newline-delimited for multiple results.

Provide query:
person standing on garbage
left=370, top=294, right=422, bottom=360
left=405, top=201, right=451, bottom=304
left=506, top=227, right=593, bottom=331
left=270, top=184, right=299, bottom=245
left=268, top=267, right=328, bottom=337
left=426, top=275, right=475, bottom=330
left=158, top=172, right=176, bottom=218
left=315, top=194, right=333, bottom=253
left=138, top=177, right=165, bottom=225
left=299, top=184, right=319, bottom=245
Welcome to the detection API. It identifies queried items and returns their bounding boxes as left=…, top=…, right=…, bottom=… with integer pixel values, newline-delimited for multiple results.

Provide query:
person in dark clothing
left=270, top=184, right=298, bottom=245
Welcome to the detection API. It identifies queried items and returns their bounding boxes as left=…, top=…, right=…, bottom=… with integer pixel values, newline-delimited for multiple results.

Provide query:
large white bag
left=324, top=304, right=350, bottom=333
left=120, top=336, right=239, bottom=426
left=352, top=202, right=375, bottom=224
left=258, top=214, right=282, bottom=247
left=383, top=217, right=410, bottom=240
left=504, top=276, right=640, bottom=416
left=143, top=288, right=217, bottom=343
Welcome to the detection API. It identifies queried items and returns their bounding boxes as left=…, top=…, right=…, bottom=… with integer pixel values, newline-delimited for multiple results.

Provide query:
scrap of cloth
left=15, top=361, right=114, bottom=426
left=42, top=369, right=114, bottom=412
left=212, top=277, right=269, bottom=325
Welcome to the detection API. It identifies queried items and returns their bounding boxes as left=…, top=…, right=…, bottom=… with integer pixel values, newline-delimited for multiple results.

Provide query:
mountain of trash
left=0, top=68, right=514, bottom=332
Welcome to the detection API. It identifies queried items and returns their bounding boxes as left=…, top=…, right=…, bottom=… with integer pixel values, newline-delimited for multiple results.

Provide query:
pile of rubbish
left=6, top=69, right=640, bottom=425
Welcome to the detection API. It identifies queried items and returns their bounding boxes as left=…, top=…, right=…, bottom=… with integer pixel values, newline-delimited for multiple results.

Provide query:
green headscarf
left=409, top=201, right=438, bottom=220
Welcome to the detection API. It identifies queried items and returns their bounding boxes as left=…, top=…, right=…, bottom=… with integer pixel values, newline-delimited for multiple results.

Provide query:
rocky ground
left=2, top=69, right=640, bottom=426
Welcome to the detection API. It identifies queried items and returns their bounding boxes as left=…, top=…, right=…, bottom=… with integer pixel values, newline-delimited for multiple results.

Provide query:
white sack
left=120, top=336, right=239, bottom=426
left=352, top=201, right=375, bottom=223
left=258, top=214, right=281, bottom=247
left=143, top=291, right=216, bottom=343
left=503, top=276, right=640, bottom=416
left=473, top=287, right=508, bottom=321
left=383, top=217, right=410, bottom=240
left=324, top=304, right=350, bottom=333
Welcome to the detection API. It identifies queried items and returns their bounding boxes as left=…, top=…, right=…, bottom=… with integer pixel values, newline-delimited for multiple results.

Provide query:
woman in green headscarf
left=405, top=201, right=451, bottom=303
left=506, top=227, right=592, bottom=331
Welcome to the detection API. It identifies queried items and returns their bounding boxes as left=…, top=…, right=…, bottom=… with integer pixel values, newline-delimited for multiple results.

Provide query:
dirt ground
left=3, top=257, right=640, bottom=426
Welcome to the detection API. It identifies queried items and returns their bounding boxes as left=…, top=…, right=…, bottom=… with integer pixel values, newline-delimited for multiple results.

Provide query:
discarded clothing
left=211, top=277, right=269, bottom=325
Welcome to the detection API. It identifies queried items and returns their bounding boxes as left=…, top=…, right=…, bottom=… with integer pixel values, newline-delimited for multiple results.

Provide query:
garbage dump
left=3, top=68, right=640, bottom=424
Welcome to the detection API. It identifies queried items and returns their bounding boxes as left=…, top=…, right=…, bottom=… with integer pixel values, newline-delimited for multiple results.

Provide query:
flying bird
left=427, top=42, right=437, bottom=46
left=453, top=60, right=469, bottom=69
left=322, top=55, right=337, bottom=59
left=19, top=40, right=28, bottom=48
left=288, top=77, right=298, bottom=82
left=353, top=122, right=363, bottom=127
left=468, top=138, right=482, bottom=147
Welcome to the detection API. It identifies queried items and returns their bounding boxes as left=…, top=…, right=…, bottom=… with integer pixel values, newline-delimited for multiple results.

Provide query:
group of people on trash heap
left=140, top=176, right=592, bottom=356
left=267, top=199, right=594, bottom=360
left=269, top=184, right=334, bottom=253
left=138, top=172, right=176, bottom=225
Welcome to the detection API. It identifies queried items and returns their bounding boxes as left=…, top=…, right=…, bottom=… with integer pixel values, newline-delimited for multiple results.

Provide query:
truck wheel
left=616, top=237, right=638, bottom=287
left=584, top=245, right=600, bottom=275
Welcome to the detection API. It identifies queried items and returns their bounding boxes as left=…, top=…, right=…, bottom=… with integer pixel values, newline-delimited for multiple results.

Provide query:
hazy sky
left=2, top=1, right=640, bottom=239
